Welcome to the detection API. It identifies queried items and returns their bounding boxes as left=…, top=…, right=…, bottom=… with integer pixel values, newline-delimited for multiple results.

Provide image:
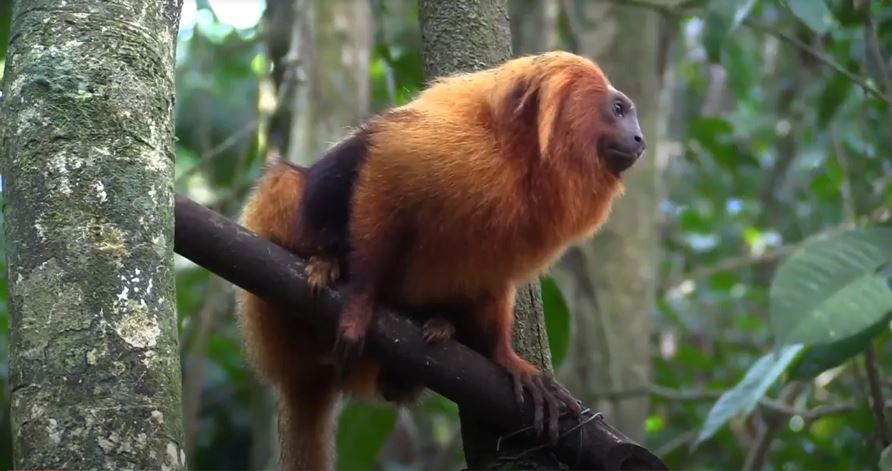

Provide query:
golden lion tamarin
left=236, top=51, right=646, bottom=470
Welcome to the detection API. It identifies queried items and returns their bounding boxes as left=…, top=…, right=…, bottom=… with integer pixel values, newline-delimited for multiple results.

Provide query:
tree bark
left=552, top=1, right=662, bottom=442
left=417, top=1, right=563, bottom=468
left=1, top=1, right=186, bottom=469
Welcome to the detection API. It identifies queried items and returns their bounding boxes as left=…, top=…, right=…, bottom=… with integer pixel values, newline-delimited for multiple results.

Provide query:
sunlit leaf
left=770, top=228, right=892, bottom=347
left=696, top=345, right=803, bottom=444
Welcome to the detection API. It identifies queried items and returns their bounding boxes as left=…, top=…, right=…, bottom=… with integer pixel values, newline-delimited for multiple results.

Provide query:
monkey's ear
left=493, top=76, right=541, bottom=126
left=509, top=78, right=540, bottom=124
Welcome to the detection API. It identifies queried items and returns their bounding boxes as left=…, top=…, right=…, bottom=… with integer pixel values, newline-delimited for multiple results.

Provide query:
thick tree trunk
left=0, top=1, right=186, bottom=468
left=417, top=1, right=562, bottom=468
left=552, top=1, right=662, bottom=442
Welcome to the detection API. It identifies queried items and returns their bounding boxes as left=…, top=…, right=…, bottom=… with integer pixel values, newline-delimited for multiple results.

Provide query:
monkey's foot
left=510, top=370, right=582, bottom=444
left=422, top=316, right=456, bottom=343
left=496, top=353, right=582, bottom=444
left=333, top=321, right=366, bottom=374
left=332, top=296, right=374, bottom=374
left=305, top=256, right=340, bottom=294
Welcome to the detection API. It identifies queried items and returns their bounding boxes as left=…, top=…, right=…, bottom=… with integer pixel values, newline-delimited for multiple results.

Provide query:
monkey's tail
left=277, top=369, right=340, bottom=471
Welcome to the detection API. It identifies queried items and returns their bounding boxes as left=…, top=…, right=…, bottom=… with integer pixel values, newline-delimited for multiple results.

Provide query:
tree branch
left=864, top=343, right=891, bottom=446
left=173, top=195, right=667, bottom=471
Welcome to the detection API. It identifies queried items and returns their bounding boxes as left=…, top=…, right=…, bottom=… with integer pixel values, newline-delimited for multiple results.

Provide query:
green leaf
left=782, top=0, right=832, bottom=34
left=788, top=311, right=892, bottom=380
left=541, top=275, right=570, bottom=370
left=335, top=403, right=397, bottom=471
left=696, top=345, right=803, bottom=444
left=770, top=228, right=892, bottom=347
left=702, top=0, right=759, bottom=62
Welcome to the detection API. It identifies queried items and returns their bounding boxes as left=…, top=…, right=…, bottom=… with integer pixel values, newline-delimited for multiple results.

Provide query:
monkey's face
left=595, top=87, right=646, bottom=175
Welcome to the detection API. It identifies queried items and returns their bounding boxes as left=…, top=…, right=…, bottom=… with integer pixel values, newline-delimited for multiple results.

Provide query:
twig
left=592, top=0, right=892, bottom=107
left=864, top=344, right=891, bottom=446
left=175, top=119, right=260, bottom=185
left=742, top=383, right=805, bottom=471
left=662, top=244, right=798, bottom=292
left=661, top=207, right=891, bottom=292
left=654, top=429, right=699, bottom=458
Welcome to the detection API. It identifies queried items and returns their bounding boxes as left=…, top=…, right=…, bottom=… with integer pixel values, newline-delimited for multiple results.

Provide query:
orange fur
left=235, top=162, right=382, bottom=471
left=236, top=51, right=642, bottom=470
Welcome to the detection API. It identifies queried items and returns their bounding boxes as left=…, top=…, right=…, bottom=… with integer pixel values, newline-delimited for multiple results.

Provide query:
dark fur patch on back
left=298, top=130, right=372, bottom=256
left=295, top=108, right=420, bottom=263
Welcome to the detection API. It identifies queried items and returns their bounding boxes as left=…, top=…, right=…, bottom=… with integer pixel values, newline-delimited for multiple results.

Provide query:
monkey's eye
left=612, top=101, right=624, bottom=117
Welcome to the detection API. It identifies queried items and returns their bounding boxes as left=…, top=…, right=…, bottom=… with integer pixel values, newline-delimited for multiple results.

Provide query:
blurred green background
left=1, top=0, right=892, bottom=469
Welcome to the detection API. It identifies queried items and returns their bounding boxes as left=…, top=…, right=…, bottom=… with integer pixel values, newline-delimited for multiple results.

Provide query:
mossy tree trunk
left=417, top=1, right=561, bottom=468
left=0, top=0, right=186, bottom=468
left=552, top=1, right=663, bottom=442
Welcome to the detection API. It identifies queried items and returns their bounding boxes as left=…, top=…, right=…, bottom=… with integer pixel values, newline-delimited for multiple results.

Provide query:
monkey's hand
left=305, top=255, right=341, bottom=294
left=495, top=350, right=582, bottom=444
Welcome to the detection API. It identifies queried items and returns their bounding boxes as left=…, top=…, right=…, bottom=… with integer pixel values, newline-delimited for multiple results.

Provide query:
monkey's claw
left=422, top=316, right=456, bottom=344
left=509, top=371, right=582, bottom=445
left=305, top=256, right=340, bottom=294
left=332, top=329, right=364, bottom=376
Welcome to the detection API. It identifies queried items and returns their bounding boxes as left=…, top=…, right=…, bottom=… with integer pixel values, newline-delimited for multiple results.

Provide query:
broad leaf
left=541, top=275, right=571, bottom=370
left=696, top=345, right=803, bottom=444
left=782, top=0, right=832, bottom=34
left=771, top=228, right=892, bottom=347
left=788, top=311, right=892, bottom=380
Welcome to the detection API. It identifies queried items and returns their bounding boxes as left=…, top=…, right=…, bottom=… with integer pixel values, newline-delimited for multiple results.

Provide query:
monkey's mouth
left=604, top=147, right=643, bottom=175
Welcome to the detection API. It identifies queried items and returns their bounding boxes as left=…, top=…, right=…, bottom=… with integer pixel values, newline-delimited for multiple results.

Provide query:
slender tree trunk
left=417, top=2, right=562, bottom=468
left=286, top=0, right=373, bottom=165
left=1, top=1, right=186, bottom=468
left=551, top=1, right=662, bottom=442
left=509, top=0, right=559, bottom=55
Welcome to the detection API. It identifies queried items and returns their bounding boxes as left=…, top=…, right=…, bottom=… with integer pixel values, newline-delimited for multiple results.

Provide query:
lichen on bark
left=0, top=0, right=186, bottom=468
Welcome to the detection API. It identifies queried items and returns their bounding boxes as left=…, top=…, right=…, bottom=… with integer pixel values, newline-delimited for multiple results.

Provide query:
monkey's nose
left=633, top=134, right=646, bottom=155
